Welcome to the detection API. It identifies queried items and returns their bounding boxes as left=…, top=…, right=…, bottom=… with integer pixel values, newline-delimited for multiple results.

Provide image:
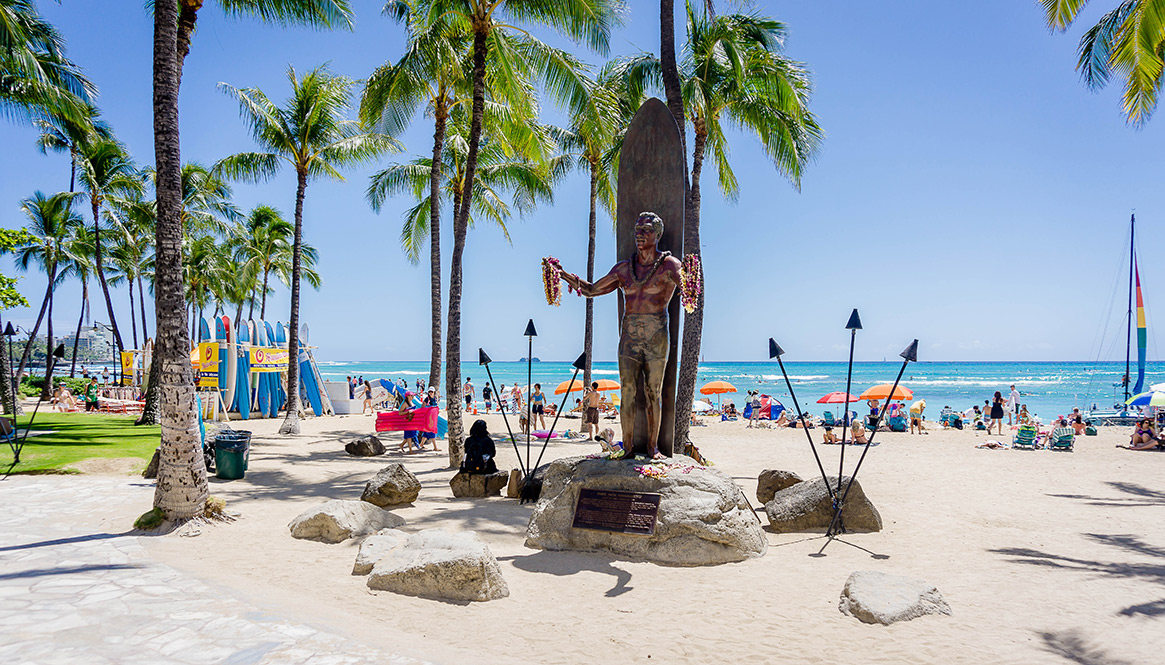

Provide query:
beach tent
left=743, top=395, right=785, bottom=420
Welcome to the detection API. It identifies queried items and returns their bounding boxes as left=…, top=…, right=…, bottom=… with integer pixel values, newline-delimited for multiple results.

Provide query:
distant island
left=518, top=357, right=541, bottom=363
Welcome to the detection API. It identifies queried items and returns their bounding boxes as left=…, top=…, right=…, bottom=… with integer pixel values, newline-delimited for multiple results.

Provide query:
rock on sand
left=764, top=476, right=881, bottom=534
left=361, top=463, right=421, bottom=506
left=288, top=500, right=404, bottom=543
left=366, top=528, right=509, bottom=602
left=839, top=570, right=952, bottom=625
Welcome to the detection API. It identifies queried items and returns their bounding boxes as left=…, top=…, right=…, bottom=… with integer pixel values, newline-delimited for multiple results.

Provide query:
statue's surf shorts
left=619, top=313, right=669, bottom=364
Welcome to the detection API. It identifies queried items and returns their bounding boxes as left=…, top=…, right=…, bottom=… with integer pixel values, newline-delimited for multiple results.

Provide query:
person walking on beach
left=511, top=384, right=522, bottom=414
left=463, top=378, right=475, bottom=411
left=1006, top=384, right=1020, bottom=425
left=81, top=365, right=89, bottom=379
left=346, top=376, right=354, bottom=400
left=84, top=377, right=100, bottom=412
left=101, top=366, right=110, bottom=386
left=498, top=384, right=508, bottom=413
left=989, top=391, right=1005, bottom=435
left=482, top=383, right=493, bottom=414
left=531, top=383, right=547, bottom=430
left=747, top=391, right=761, bottom=428
left=583, top=382, right=602, bottom=440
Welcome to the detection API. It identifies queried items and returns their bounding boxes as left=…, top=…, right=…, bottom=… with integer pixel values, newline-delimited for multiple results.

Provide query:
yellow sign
left=248, top=346, right=288, bottom=373
left=196, top=342, right=219, bottom=388
left=120, top=351, right=134, bottom=386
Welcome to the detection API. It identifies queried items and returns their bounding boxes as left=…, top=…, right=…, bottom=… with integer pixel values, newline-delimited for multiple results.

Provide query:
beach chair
left=1012, top=424, right=1038, bottom=449
left=822, top=411, right=836, bottom=427
left=1048, top=426, right=1075, bottom=452
left=888, top=415, right=907, bottom=432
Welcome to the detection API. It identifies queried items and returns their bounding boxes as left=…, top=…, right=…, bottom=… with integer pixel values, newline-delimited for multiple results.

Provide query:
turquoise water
left=317, top=359, right=1165, bottom=421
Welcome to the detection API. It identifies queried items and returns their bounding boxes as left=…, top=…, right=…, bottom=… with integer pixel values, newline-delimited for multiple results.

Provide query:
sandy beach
left=121, top=412, right=1165, bottom=665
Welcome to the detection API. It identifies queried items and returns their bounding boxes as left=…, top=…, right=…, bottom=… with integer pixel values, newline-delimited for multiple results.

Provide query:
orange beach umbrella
left=593, top=379, right=620, bottom=391
left=859, top=384, right=914, bottom=401
left=700, top=380, right=737, bottom=395
left=554, top=379, right=585, bottom=395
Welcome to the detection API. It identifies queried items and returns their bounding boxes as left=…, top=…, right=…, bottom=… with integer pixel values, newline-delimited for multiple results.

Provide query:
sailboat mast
left=1125, top=213, right=1135, bottom=403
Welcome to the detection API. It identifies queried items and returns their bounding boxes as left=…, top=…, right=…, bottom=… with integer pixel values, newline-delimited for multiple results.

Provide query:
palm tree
left=0, top=0, right=95, bottom=127
left=552, top=63, right=633, bottom=387
left=76, top=138, right=142, bottom=364
left=183, top=234, right=232, bottom=340
left=1041, top=1, right=1165, bottom=126
left=35, top=103, right=114, bottom=193
left=149, top=0, right=207, bottom=521
left=215, top=64, right=400, bottom=434
left=630, top=2, right=823, bottom=447
left=59, top=223, right=94, bottom=377
left=231, top=205, right=320, bottom=320
left=410, top=0, right=619, bottom=466
left=12, top=191, right=83, bottom=398
left=362, top=1, right=473, bottom=400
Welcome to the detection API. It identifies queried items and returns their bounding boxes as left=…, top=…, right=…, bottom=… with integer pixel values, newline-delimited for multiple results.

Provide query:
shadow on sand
left=500, top=549, right=633, bottom=597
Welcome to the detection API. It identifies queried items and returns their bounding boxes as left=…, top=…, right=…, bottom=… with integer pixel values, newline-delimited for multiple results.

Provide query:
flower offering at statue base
left=542, top=257, right=563, bottom=306
left=679, top=253, right=703, bottom=313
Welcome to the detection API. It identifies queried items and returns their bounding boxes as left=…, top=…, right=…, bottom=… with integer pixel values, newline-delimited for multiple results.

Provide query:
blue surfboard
left=262, top=321, right=280, bottom=416
left=235, top=321, right=251, bottom=420
left=198, top=317, right=210, bottom=344
left=215, top=317, right=227, bottom=411
left=273, top=322, right=287, bottom=414
left=299, top=339, right=324, bottom=416
left=254, top=320, right=270, bottom=418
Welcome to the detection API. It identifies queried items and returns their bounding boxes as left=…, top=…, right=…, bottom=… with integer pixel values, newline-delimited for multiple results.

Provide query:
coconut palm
left=149, top=0, right=207, bottom=520
left=59, top=223, right=94, bottom=376
left=183, top=234, right=233, bottom=340
left=0, top=0, right=95, bottom=126
left=1041, top=1, right=1165, bottom=126
left=231, top=205, right=320, bottom=320
left=215, top=64, right=400, bottom=434
left=407, top=0, right=618, bottom=465
left=11, top=191, right=83, bottom=397
left=34, top=103, right=114, bottom=193
left=76, top=138, right=143, bottom=362
left=628, top=2, right=822, bottom=446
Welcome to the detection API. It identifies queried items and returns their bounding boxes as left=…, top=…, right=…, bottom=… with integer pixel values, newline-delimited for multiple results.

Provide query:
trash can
left=214, top=430, right=251, bottom=480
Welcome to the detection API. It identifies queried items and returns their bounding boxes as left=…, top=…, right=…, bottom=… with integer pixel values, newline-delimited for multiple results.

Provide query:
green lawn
left=1, top=412, right=160, bottom=474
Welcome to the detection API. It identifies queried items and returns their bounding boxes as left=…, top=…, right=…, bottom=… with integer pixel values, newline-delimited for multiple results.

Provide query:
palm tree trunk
left=91, top=198, right=125, bottom=357
left=247, top=294, right=254, bottom=320
left=259, top=267, right=270, bottom=319
left=584, top=163, right=598, bottom=387
left=279, top=170, right=308, bottom=435
left=444, top=27, right=490, bottom=468
left=151, top=0, right=208, bottom=519
left=129, top=277, right=139, bottom=349
left=427, top=104, right=447, bottom=395
left=40, top=266, right=56, bottom=401
left=234, top=301, right=243, bottom=329
left=673, top=125, right=708, bottom=451
left=70, top=277, right=86, bottom=377
left=16, top=279, right=52, bottom=383
left=69, top=148, right=76, bottom=193
left=137, top=274, right=149, bottom=340
left=660, top=0, right=686, bottom=151
left=175, top=0, right=201, bottom=90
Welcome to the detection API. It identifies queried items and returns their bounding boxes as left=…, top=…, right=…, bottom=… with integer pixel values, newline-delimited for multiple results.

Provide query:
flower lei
left=679, top=253, right=702, bottom=314
left=634, top=461, right=705, bottom=479
left=542, top=257, right=563, bottom=306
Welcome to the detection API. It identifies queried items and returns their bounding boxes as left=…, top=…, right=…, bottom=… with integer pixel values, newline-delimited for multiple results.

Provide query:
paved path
left=0, top=476, right=428, bottom=665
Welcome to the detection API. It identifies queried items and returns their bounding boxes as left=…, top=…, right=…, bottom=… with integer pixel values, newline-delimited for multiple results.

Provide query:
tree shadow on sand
left=1038, top=629, right=1135, bottom=665
left=990, top=533, right=1165, bottom=618
left=499, top=550, right=634, bottom=597
left=1046, top=481, right=1165, bottom=508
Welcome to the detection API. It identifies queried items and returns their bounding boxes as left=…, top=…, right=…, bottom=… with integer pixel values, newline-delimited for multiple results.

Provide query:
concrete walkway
left=0, top=475, right=428, bottom=665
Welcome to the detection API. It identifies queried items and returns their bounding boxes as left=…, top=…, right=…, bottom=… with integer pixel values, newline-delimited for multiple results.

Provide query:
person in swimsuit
left=482, top=383, right=492, bottom=414
left=554, top=212, right=685, bottom=459
left=989, top=391, right=1005, bottom=435
left=531, top=384, right=547, bottom=430
left=1121, top=418, right=1160, bottom=450
left=463, top=378, right=474, bottom=410
left=583, top=382, right=602, bottom=439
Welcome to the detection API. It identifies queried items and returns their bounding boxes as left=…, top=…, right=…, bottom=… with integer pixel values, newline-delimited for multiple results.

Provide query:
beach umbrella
left=816, top=392, right=861, bottom=404
left=859, top=384, right=914, bottom=401
left=593, top=379, right=620, bottom=391
left=700, top=380, right=737, bottom=395
left=554, top=378, right=586, bottom=395
left=1150, top=382, right=1165, bottom=392
left=1126, top=391, right=1165, bottom=407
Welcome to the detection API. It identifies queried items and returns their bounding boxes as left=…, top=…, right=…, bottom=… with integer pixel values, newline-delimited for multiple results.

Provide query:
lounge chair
left=888, top=415, right=907, bottom=432
left=1048, top=426, right=1075, bottom=452
left=1013, top=424, right=1038, bottom=449
left=822, top=411, right=836, bottom=427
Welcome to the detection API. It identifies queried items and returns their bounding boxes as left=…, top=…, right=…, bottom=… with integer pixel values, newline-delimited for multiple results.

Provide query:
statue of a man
left=556, top=212, right=682, bottom=459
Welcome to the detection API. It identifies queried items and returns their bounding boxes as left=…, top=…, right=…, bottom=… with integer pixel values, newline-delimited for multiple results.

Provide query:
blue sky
left=2, top=0, right=1164, bottom=363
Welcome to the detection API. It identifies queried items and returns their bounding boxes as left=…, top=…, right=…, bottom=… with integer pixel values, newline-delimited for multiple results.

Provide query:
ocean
left=317, top=359, right=1165, bottom=421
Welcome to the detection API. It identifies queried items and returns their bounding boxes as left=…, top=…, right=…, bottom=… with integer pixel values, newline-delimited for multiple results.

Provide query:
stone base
left=450, top=471, right=509, bottom=497
left=764, top=476, right=881, bottom=534
left=525, top=455, right=767, bottom=566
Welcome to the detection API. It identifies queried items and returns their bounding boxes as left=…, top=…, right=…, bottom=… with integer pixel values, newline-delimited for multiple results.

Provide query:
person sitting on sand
left=1119, top=418, right=1161, bottom=450
left=822, top=426, right=838, bottom=444
left=1072, top=415, right=1086, bottom=436
left=1018, top=405, right=1031, bottom=425
left=461, top=419, right=498, bottom=473
left=851, top=419, right=869, bottom=444
left=775, top=411, right=790, bottom=427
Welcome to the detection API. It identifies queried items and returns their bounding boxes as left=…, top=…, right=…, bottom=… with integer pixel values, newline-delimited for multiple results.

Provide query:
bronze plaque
left=572, top=488, right=661, bottom=536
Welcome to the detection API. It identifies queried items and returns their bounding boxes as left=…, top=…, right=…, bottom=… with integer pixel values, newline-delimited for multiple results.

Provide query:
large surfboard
left=224, top=316, right=236, bottom=411
left=255, top=320, right=270, bottom=418
left=198, top=317, right=210, bottom=343
left=299, top=339, right=324, bottom=416
left=235, top=320, right=251, bottom=420
left=615, top=98, right=685, bottom=457
left=274, top=322, right=288, bottom=414
left=215, top=317, right=228, bottom=412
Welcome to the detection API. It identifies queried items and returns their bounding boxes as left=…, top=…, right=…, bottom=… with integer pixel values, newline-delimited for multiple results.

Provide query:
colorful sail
left=1134, top=259, right=1147, bottom=394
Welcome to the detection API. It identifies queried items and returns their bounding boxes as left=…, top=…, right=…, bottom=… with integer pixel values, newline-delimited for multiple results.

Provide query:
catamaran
left=1089, top=213, right=1147, bottom=426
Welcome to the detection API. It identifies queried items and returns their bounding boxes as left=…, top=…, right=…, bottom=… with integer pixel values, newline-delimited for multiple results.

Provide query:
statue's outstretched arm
left=562, top=265, right=622, bottom=298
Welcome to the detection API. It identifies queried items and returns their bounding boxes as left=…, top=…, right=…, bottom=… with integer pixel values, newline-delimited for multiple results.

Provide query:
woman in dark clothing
left=462, top=419, right=497, bottom=473
left=989, top=391, right=1006, bottom=435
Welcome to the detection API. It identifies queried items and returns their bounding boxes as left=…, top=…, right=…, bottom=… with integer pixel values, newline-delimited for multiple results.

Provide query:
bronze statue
left=554, top=212, right=682, bottom=459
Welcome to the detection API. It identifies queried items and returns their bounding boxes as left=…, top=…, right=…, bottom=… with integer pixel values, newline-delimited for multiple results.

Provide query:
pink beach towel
left=376, top=407, right=439, bottom=434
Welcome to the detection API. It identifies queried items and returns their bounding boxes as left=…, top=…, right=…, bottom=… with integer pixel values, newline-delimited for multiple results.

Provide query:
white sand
left=140, top=412, right=1165, bottom=664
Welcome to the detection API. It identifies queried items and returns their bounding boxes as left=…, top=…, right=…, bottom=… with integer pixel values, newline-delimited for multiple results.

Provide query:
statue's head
left=635, top=212, right=663, bottom=249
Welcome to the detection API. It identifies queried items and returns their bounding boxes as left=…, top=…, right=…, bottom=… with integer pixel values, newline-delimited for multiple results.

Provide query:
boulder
left=526, top=455, right=766, bottom=566
left=288, top=500, right=404, bottom=543
left=367, top=529, right=509, bottom=602
left=352, top=529, right=409, bottom=575
left=361, top=463, right=421, bottom=507
left=839, top=570, right=952, bottom=625
left=764, top=476, right=881, bottom=534
left=450, top=470, right=509, bottom=497
left=506, top=468, right=523, bottom=498
left=756, top=469, right=802, bottom=504
left=345, top=435, right=385, bottom=457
